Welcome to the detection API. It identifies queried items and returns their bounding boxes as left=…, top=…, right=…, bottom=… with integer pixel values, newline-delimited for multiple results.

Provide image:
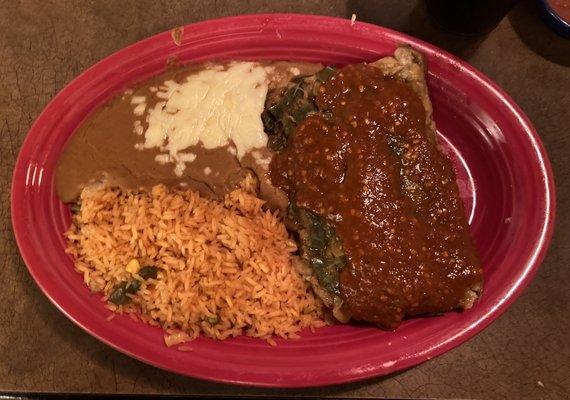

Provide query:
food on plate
left=57, top=47, right=483, bottom=343
left=56, top=61, right=322, bottom=209
left=267, top=47, right=482, bottom=329
left=66, top=176, right=325, bottom=342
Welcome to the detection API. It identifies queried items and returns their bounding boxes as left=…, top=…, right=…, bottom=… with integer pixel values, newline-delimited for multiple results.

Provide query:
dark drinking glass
left=426, top=0, right=519, bottom=35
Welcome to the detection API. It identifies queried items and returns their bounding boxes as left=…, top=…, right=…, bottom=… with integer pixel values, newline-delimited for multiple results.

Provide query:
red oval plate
left=11, top=14, right=555, bottom=387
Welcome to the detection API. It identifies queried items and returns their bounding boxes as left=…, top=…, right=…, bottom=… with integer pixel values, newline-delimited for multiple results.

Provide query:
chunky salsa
left=270, top=64, right=483, bottom=329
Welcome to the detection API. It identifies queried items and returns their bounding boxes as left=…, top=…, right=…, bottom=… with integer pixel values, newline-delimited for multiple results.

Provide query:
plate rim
left=10, top=13, right=556, bottom=388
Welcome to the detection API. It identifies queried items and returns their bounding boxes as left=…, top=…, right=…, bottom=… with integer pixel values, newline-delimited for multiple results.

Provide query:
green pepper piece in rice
left=109, top=282, right=129, bottom=305
left=138, top=266, right=159, bottom=280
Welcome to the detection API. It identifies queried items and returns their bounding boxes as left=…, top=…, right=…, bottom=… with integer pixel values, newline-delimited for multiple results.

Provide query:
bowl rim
left=538, top=0, right=570, bottom=31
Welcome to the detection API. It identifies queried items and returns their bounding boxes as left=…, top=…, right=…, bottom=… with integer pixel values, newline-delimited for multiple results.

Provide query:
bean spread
left=270, top=64, right=483, bottom=329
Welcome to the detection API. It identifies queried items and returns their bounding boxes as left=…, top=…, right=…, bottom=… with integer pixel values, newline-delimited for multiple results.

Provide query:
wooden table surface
left=1, top=1, right=569, bottom=399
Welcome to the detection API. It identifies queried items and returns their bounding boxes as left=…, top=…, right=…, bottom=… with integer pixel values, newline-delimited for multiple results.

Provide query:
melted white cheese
left=135, top=62, right=269, bottom=176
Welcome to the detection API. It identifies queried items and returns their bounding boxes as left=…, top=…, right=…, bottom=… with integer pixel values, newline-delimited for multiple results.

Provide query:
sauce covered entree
left=268, top=61, right=482, bottom=329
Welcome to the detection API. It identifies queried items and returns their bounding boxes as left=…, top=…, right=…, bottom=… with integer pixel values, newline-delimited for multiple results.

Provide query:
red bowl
left=11, top=14, right=555, bottom=387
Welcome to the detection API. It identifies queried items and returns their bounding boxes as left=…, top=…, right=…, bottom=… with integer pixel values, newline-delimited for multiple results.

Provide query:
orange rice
left=65, top=177, right=325, bottom=343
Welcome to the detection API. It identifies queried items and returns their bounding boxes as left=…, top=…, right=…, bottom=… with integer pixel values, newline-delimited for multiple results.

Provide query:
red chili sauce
left=270, top=64, right=483, bottom=329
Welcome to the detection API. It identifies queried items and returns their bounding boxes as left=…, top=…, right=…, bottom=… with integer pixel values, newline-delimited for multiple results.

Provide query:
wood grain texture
left=1, top=0, right=568, bottom=399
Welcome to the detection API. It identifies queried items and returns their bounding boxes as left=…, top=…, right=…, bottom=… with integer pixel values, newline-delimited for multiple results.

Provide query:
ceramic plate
left=11, top=14, right=555, bottom=387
